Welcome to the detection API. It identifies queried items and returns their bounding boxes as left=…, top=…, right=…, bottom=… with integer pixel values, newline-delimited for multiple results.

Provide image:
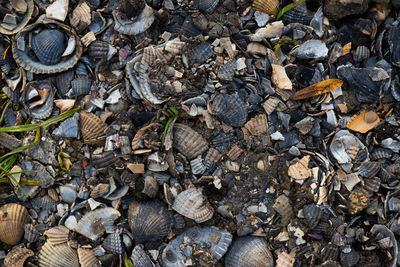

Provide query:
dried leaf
left=290, top=79, right=343, bottom=100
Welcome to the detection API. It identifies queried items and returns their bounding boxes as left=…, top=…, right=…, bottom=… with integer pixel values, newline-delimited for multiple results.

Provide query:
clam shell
left=4, top=247, right=34, bottom=267
left=195, top=0, right=219, bottom=13
left=226, top=145, right=244, bottom=161
left=162, top=226, right=232, bottom=267
left=21, top=80, right=54, bottom=119
left=303, top=204, right=322, bottom=229
left=276, top=251, right=296, bottom=267
left=247, top=42, right=268, bottom=56
left=190, top=42, right=214, bottom=65
left=113, top=5, right=155, bottom=35
left=102, top=232, right=123, bottom=254
left=347, top=191, right=369, bottom=215
left=272, top=195, right=294, bottom=226
left=54, top=68, right=74, bottom=96
left=330, top=130, right=368, bottom=165
left=89, top=12, right=108, bottom=35
left=24, top=223, right=39, bottom=243
left=92, top=152, right=118, bottom=169
left=75, top=208, right=121, bottom=241
left=131, top=244, right=154, bottom=267
left=165, top=39, right=186, bottom=55
left=263, top=97, right=285, bottom=115
left=88, top=40, right=109, bottom=59
left=358, top=162, right=381, bottom=178
left=173, top=123, right=208, bottom=160
left=0, top=203, right=30, bottom=245
left=80, top=111, right=107, bottom=145
left=205, top=148, right=222, bottom=163
left=0, top=0, right=34, bottom=35
left=38, top=240, right=79, bottom=267
left=244, top=114, right=268, bottom=136
left=252, top=0, right=279, bottom=17
left=44, top=225, right=69, bottom=245
left=282, top=3, right=313, bottom=25
left=225, top=236, right=274, bottom=267
left=346, top=110, right=380, bottom=134
left=12, top=17, right=83, bottom=74
left=128, top=200, right=173, bottom=243
left=78, top=247, right=100, bottom=267
left=172, top=187, right=213, bottom=223
left=45, top=0, right=69, bottom=22
left=208, top=94, right=248, bottom=127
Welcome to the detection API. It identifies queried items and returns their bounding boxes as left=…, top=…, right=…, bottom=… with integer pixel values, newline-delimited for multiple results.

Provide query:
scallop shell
left=128, top=200, right=173, bottom=243
left=162, top=226, right=232, bottom=267
left=52, top=113, right=79, bottom=138
left=194, top=0, right=219, bottom=13
left=38, top=240, right=79, bottom=267
left=272, top=195, right=294, bottom=226
left=4, top=247, right=34, bottom=267
left=340, top=250, right=360, bottom=266
left=0, top=0, right=34, bottom=35
left=208, top=94, right=248, bottom=127
left=217, top=59, right=237, bottom=81
left=80, top=111, right=107, bottom=145
left=88, top=40, right=109, bottom=59
left=281, top=3, right=313, bottom=25
left=12, top=17, right=83, bottom=74
left=44, top=226, right=69, bottom=245
left=70, top=2, right=91, bottom=32
left=77, top=247, right=100, bottom=267
left=190, top=42, right=214, bottom=64
left=330, top=130, right=368, bottom=165
left=358, top=162, right=381, bottom=178
left=363, top=177, right=381, bottom=192
left=346, top=110, right=380, bottom=134
left=173, top=123, right=209, bottom=160
left=131, top=244, right=154, bottom=267
left=172, top=188, right=213, bottom=223
left=0, top=203, right=30, bottom=245
left=225, top=236, right=274, bottom=267
left=252, top=0, right=279, bottom=17
left=244, top=114, right=268, bottom=136
left=226, top=145, right=244, bottom=161
left=113, top=5, right=155, bottom=35
left=321, top=244, right=339, bottom=262
left=303, top=204, right=322, bottom=229
left=276, top=251, right=296, bottom=267
left=21, top=80, right=54, bottom=119
left=75, top=208, right=121, bottom=241
left=32, top=29, right=65, bottom=65
left=102, top=232, right=123, bottom=254
left=24, top=223, right=39, bottom=243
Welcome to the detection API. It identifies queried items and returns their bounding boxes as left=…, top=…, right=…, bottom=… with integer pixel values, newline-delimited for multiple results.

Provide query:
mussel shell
left=225, top=236, right=274, bottom=267
left=173, top=123, right=208, bottom=160
left=0, top=0, right=34, bottom=35
left=4, top=247, right=34, bottom=267
left=38, top=240, right=79, bottom=267
left=131, top=244, right=154, bottom=267
left=102, top=232, right=123, bottom=254
left=21, top=80, right=54, bottom=119
left=32, top=29, right=65, bottom=65
left=0, top=203, right=30, bottom=245
left=128, top=200, right=173, bottom=243
left=208, top=94, right=248, bottom=127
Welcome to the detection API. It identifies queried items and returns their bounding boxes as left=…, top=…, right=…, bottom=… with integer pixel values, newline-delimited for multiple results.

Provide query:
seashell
left=162, top=226, right=232, bottom=267
left=204, top=148, right=222, bottom=164
left=54, top=99, right=75, bottom=113
left=346, top=110, right=380, bottom=134
left=190, top=156, right=207, bottom=175
left=88, top=40, right=109, bottom=59
left=0, top=203, right=30, bottom=245
left=80, top=111, right=107, bottom=145
left=347, top=191, right=369, bottom=215
left=113, top=5, right=155, bottom=35
left=389, top=18, right=400, bottom=67
left=320, top=260, right=341, bottom=267
left=44, top=226, right=69, bottom=245
left=92, top=152, right=118, bottom=169
left=353, top=46, right=370, bottom=64
left=282, top=3, right=313, bottom=25
left=0, top=43, right=15, bottom=75
left=75, top=208, right=121, bottom=241
left=190, top=42, right=214, bottom=64
left=340, top=250, right=360, bottom=266
left=31, top=195, right=58, bottom=211
left=0, top=0, right=34, bottom=35
left=244, top=114, right=268, bottom=136
left=59, top=185, right=77, bottom=203
left=165, top=39, right=186, bottom=55
left=4, top=247, right=34, bottom=267
left=213, top=131, right=235, bottom=152
left=173, top=123, right=209, bottom=160
left=138, top=75, right=166, bottom=104
left=70, top=2, right=91, bottom=32
left=181, top=16, right=202, bottom=37
left=273, top=195, right=294, bottom=226
left=263, top=97, right=284, bottom=115
left=12, top=17, right=83, bottom=74
left=141, top=175, right=160, bottom=197
left=24, top=223, right=39, bottom=243
left=78, top=247, right=100, bottom=267
left=363, top=177, right=381, bottom=192
left=276, top=250, right=296, bottom=267
left=38, top=240, right=79, bottom=267
left=90, top=183, right=111, bottom=198
left=102, top=232, right=123, bottom=254
left=288, top=155, right=311, bottom=180
left=131, top=244, right=154, bottom=267
left=88, top=12, right=108, bottom=35
left=128, top=200, right=173, bottom=243
left=330, top=130, right=368, bottom=165
left=217, top=59, right=236, bottom=81
left=21, top=80, right=54, bottom=119
left=225, top=236, right=274, bottom=267
left=195, top=0, right=219, bottom=13
left=387, top=197, right=400, bottom=212
left=226, top=145, right=244, bottom=161
left=303, top=204, right=322, bottom=229
left=68, top=77, right=92, bottom=98
left=208, top=94, right=247, bottom=127
left=321, top=244, right=339, bottom=262
left=370, top=225, right=398, bottom=267
left=52, top=113, right=79, bottom=138
left=358, top=162, right=381, bottom=178
left=247, top=42, right=268, bottom=56
left=172, top=187, right=213, bottom=223
left=45, top=0, right=69, bottom=22
left=252, top=0, right=279, bottom=17
left=141, top=46, right=159, bottom=66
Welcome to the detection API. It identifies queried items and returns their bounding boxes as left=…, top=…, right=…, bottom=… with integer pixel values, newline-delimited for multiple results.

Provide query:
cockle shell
left=173, top=123, right=208, bottom=159
left=38, top=240, right=79, bottom=267
left=78, top=247, right=100, bottom=267
left=4, top=247, right=34, bottom=267
left=252, top=0, right=279, bottom=17
left=208, top=94, right=248, bottom=127
left=32, top=28, right=66, bottom=64
left=0, top=203, right=30, bottom=245
left=80, top=111, right=107, bottom=145
left=44, top=225, right=69, bottom=245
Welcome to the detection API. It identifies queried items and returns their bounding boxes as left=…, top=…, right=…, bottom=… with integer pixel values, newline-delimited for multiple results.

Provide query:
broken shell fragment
left=0, top=203, right=30, bottom=245
left=346, top=110, right=380, bottom=134
left=273, top=195, right=294, bottom=225
left=4, top=247, right=34, bottom=267
left=0, top=0, right=34, bottom=35
left=44, top=225, right=69, bottom=245
left=113, top=5, right=155, bottom=35
left=208, top=94, right=248, bottom=127
left=77, top=247, right=100, bottom=267
left=244, top=114, right=268, bottom=136
left=272, top=64, right=292, bottom=90
left=330, top=130, right=368, bottom=165
left=80, top=111, right=107, bottom=145
left=173, top=123, right=209, bottom=160
left=252, top=0, right=279, bottom=17
left=288, top=156, right=311, bottom=180
left=21, top=80, right=54, bottom=119
left=45, top=0, right=69, bottom=22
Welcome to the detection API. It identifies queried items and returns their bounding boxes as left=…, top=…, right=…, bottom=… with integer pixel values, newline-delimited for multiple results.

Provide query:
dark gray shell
left=0, top=0, right=34, bottom=35
left=321, top=244, right=339, bottom=262
left=181, top=16, right=202, bottom=37
left=32, top=29, right=65, bottom=65
left=358, top=162, right=381, bottom=178
left=52, top=113, right=79, bottom=138
left=340, top=250, right=360, bottom=266
left=112, top=5, right=155, bottom=35
left=68, top=77, right=92, bottom=97
left=131, top=244, right=154, bottom=267
left=194, top=0, right=219, bottom=13
left=54, top=69, right=74, bottom=96
left=217, top=59, right=236, bottom=81
left=303, top=204, right=322, bottom=229
left=21, top=80, right=54, bottom=119
left=370, top=148, right=392, bottom=161
left=31, top=196, right=57, bottom=211
left=212, top=131, right=235, bottom=152
left=209, top=94, right=248, bottom=127
left=128, top=200, right=173, bottom=243
left=173, top=123, right=209, bottom=160
left=0, top=43, right=14, bottom=74
left=363, top=177, right=381, bottom=192
left=88, top=12, right=108, bottom=35
left=190, top=42, right=213, bottom=65
left=172, top=188, right=213, bottom=223
left=162, top=226, right=232, bottom=267
left=282, top=3, right=313, bottom=25
left=88, top=40, right=109, bottom=59
left=353, top=46, right=370, bottom=64
left=389, top=17, right=400, bottom=67
left=24, top=223, right=39, bottom=243
left=225, top=236, right=274, bottom=267
left=102, top=232, right=123, bottom=255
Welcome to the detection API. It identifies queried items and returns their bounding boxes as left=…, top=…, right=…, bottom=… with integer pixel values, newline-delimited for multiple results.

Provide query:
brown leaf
left=290, top=79, right=343, bottom=101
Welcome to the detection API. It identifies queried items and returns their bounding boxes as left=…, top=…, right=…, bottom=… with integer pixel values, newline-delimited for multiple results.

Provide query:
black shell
left=102, top=232, right=123, bottom=255
left=321, top=244, right=339, bottom=262
left=194, top=0, right=219, bottom=13
left=358, top=162, right=381, bottom=178
left=340, top=250, right=360, bottom=266
left=69, top=77, right=92, bottom=97
left=208, top=94, right=247, bottom=127
left=389, top=17, right=400, bottom=67
left=190, top=42, right=213, bottom=65
left=303, top=204, right=322, bottom=229
left=88, top=40, right=109, bottom=59
left=131, top=244, right=154, bottom=267
left=32, top=29, right=65, bottom=65
left=282, top=3, right=313, bottom=25
left=370, top=148, right=392, bottom=161
left=363, top=177, right=381, bottom=192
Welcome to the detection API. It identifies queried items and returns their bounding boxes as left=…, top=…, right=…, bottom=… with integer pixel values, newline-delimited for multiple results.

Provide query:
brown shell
left=80, top=111, right=107, bottom=145
left=90, top=183, right=111, bottom=198
left=4, top=247, right=34, bottom=267
left=247, top=42, right=268, bottom=56
left=252, top=0, right=280, bottom=16
left=173, top=123, right=209, bottom=160
left=78, top=247, right=100, bottom=267
left=272, top=195, right=294, bottom=226
left=70, top=2, right=91, bottom=33
left=244, top=114, right=268, bottom=136
left=0, top=203, right=30, bottom=245
left=276, top=251, right=296, bottom=267
left=347, top=191, right=369, bottom=215
left=0, top=0, right=34, bottom=35
left=172, top=188, right=213, bottom=223
left=263, top=97, right=284, bottom=115
left=204, top=148, right=221, bottom=163
left=226, top=145, right=244, bottom=161
left=346, top=110, right=380, bottom=133
left=44, top=226, right=69, bottom=245
left=38, top=240, right=79, bottom=267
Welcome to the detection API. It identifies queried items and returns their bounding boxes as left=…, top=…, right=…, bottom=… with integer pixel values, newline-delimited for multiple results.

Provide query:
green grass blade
left=124, top=256, right=134, bottom=267
left=276, top=0, right=306, bottom=20
left=0, top=100, right=11, bottom=126
left=39, top=107, right=79, bottom=128
left=0, top=124, right=38, bottom=132
left=7, top=173, right=28, bottom=197
left=0, top=127, right=40, bottom=162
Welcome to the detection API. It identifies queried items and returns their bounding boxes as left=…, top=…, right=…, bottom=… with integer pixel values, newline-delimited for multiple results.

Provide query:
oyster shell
left=0, top=203, right=30, bottom=245
left=38, top=240, right=79, bottom=267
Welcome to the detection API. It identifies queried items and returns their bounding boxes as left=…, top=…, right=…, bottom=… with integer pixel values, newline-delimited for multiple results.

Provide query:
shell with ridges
left=4, top=247, right=34, bottom=267
left=0, top=203, right=30, bottom=245
left=276, top=251, right=296, bottom=267
left=252, top=0, right=279, bottom=17
left=24, top=223, right=39, bottom=243
left=303, top=204, right=322, bottom=229
left=194, top=0, right=219, bottom=13
left=102, top=232, right=123, bottom=254
left=173, top=123, right=209, bottom=160
left=21, top=80, right=54, bottom=119
left=244, top=114, right=268, bottom=136
left=44, top=225, right=69, bottom=245
left=0, top=0, right=34, bottom=35
left=32, top=29, right=65, bottom=65
left=78, top=247, right=100, bottom=267
left=346, top=110, right=380, bottom=134
left=80, top=111, right=107, bottom=145
left=358, top=162, right=381, bottom=178
left=38, top=240, right=79, bottom=267
left=208, top=94, right=248, bottom=127
left=273, top=194, right=294, bottom=226
left=112, top=5, right=154, bottom=35
left=131, top=244, right=154, bottom=267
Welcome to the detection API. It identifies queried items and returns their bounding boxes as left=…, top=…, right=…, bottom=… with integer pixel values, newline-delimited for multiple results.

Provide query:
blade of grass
left=7, top=173, right=28, bottom=197
left=0, top=127, right=40, bottom=162
left=0, top=100, right=11, bottom=126
left=276, top=0, right=306, bottom=20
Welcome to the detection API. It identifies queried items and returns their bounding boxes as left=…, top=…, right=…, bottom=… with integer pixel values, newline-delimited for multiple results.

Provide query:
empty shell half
left=173, top=123, right=209, bottom=160
left=4, top=247, right=34, bottom=267
left=0, top=203, right=30, bottom=245
left=38, top=240, right=79, bottom=267
left=346, top=110, right=380, bottom=133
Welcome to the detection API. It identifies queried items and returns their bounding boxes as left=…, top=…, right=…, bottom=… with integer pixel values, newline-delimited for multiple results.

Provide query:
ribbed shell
left=358, top=162, right=381, bottom=178
left=24, top=223, right=39, bottom=243
left=244, top=114, right=268, bottom=136
left=0, top=43, right=14, bottom=74
left=0, top=0, right=34, bottom=35
left=173, top=123, right=208, bottom=159
left=226, top=145, right=243, bottom=161
left=194, top=0, right=219, bottom=13
left=88, top=40, right=109, bottom=59
left=78, top=247, right=100, bottom=267
left=112, top=5, right=155, bottom=35
left=303, top=204, right=322, bottom=229
left=4, top=247, right=34, bottom=267
left=363, top=177, right=381, bottom=192
left=263, top=97, right=282, bottom=115
left=208, top=94, right=247, bottom=127
left=131, top=244, right=154, bottom=267
left=21, top=80, right=54, bottom=119
left=31, top=196, right=58, bottom=211
left=321, top=244, right=339, bottom=262
left=370, top=148, right=392, bottom=160
left=281, top=3, right=313, bottom=25
left=190, top=42, right=214, bottom=64
left=204, top=148, right=221, bottom=163
left=90, top=183, right=111, bottom=198
left=276, top=251, right=296, bottom=267
left=190, top=157, right=207, bottom=175
left=75, top=208, right=121, bottom=241
left=213, top=131, right=235, bottom=152
left=172, top=188, right=213, bottom=223
left=80, top=111, right=107, bottom=145
left=69, top=77, right=92, bottom=97
left=225, top=236, right=274, bottom=267
left=38, top=240, right=79, bottom=267
left=272, top=195, right=294, bottom=226
left=52, top=114, right=79, bottom=138
left=102, top=232, right=123, bottom=254
left=128, top=200, right=173, bottom=243
left=340, top=250, right=360, bottom=266
left=252, top=0, right=279, bottom=17
left=346, top=110, right=380, bottom=134
left=0, top=203, right=30, bottom=245
left=217, top=59, right=236, bottom=81
left=44, top=226, right=69, bottom=245
left=32, top=29, right=65, bottom=65
left=353, top=46, right=370, bottom=64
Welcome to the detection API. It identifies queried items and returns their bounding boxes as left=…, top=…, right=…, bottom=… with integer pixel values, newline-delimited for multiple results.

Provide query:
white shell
left=46, top=0, right=69, bottom=22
